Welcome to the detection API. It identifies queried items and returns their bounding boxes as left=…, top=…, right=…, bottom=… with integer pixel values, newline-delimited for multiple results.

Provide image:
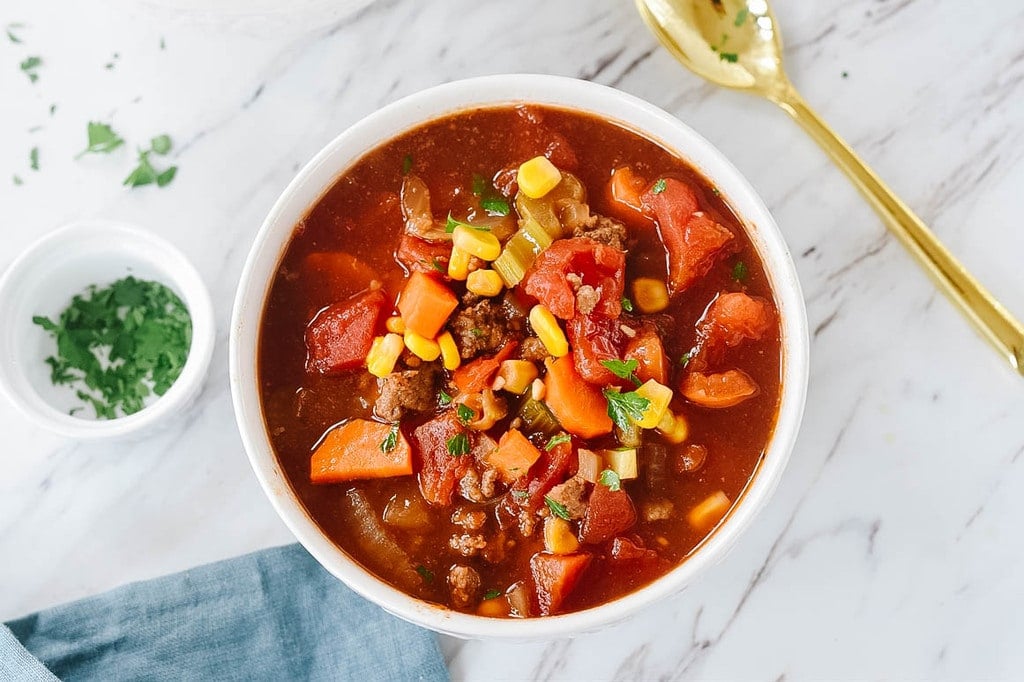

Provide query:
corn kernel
left=517, top=156, right=562, bottom=199
left=403, top=330, right=441, bottom=361
left=466, top=269, right=504, bottom=297
left=497, top=360, right=539, bottom=395
left=633, top=379, right=673, bottom=429
left=528, top=305, right=569, bottom=358
left=657, top=409, right=689, bottom=444
left=448, top=245, right=471, bottom=280
left=543, top=516, right=579, bottom=554
left=687, top=491, right=731, bottom=531
left=366, top=333, right=404, bottom=378
left=385, top=316, right=405, bottom=334
left=633, top=277, right=670, bottom=314
left=452, top=226, right=501, bottom=261
left=437, top=331, right=461, bottom=371
left=602, top=448, right=638, bottom=480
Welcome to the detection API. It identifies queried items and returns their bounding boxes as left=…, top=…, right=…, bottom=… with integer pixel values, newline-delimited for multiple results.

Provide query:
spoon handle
left=771, top=87, right=1024, bottom=375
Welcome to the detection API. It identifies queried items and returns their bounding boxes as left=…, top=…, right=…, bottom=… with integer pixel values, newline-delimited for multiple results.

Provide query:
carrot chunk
left=543, top=355, right=613, bottom=439
left=681, top=369, right=759, bottom=408
left=486, top=429, right=542, bottom=483
left=305, top=289, right=387, bottom=375
left=397, top=271, right=458, bottom=338
left=608, top=166, right=647, bottom=215
left=530, top=552, right=592, bottom=616
left=310, top=419, right=412, bottom=483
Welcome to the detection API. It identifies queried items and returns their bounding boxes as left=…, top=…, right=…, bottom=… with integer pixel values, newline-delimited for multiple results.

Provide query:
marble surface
left=2, top=0, right=1023, bottom=679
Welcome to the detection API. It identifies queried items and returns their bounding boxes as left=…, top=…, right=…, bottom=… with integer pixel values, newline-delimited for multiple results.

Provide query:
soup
left=258, top=105, right=781, bottom=617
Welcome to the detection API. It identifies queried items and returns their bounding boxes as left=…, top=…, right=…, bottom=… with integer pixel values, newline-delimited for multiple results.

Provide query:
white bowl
left=0, top=220, right=215, bottom=440
left=230, top=74, right=809, bottom=639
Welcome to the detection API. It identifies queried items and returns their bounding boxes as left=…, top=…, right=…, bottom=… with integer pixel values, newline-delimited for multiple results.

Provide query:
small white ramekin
left=230, top=74, right=809, bottom=640
left=0, top=220, right=215, bottom=440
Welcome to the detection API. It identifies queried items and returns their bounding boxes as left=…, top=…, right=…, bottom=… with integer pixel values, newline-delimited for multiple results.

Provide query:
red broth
left=258, top=105, right=781, bottom=617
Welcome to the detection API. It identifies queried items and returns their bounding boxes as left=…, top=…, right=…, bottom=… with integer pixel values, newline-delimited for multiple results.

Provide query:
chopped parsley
left=438, top=389, right=453, bottom=407
left=32, top=276, right=192, bottom=419
left=430, top=257, right=446, bottom=273
left=20, top=55, right=41, bottom=83
left=734, top=7, right=749, bottom=26
left=401, top=153, right=413, bottom=175
left=49, top=103, right=56, bottom=116
left=841, top=71, right=849, bottom=79
left=598, top=469, right=622, bottom=492
left=456, top=403, right=476, bottom=423
left=482, top=589, right=502, bottom=600
left=602, top=387, right=650, bottom=431
left=545, top=433, right=571, bottom=450
left=415, top=565, right=434, bottom=583
left=652, top=178, right=667, bottom=194
left=469, top=327, right=484, bottom=338
left=481, top=196, right=510, bottom=216
left=511, top=490, right=529, bottom=501
left=13, top=175, right=23, bottom=186
left=544, top=496, right=571, bottom=520
left=379, top=423, right=399, bottom=453
left=471, top=173, right=511, bottom=215
left=679, top=352, right=692, bottom=368
left=620, top=296, right=634, bottom=313
left=6, top=23, right=24, bottom=44
left=600, top=358, right=641, bottom=387
left=29, top=147, right=39, bottom=171
left=719, top=52, right=739, bottom=63
left=446, top=431, right=470, bottom=457
left=124, top=135, right=177, bottom=188
left=732, top=260, right=748, bottom=282
left=76, top=122, right=124, bottom=158
left=445, top=213, right=490, bottom=233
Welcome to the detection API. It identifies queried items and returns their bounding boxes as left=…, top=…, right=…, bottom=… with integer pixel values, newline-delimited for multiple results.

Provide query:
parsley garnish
left=430, top=257, right=446, bottom=273
left=401, top=154, right=413, bottom=175
left=734, top=7, right=749, bottom=26
left=732, top=260, right=748, bottom=282
left=446, top=431, right=470, bottom=457
left=20, top=55, right=41, bottom=83
left=76, top=122, right=124, bottom=158
left=29, top=147, right=39, bottom=171
left=511, top=490, right=529, bottom=501
left=415, top=565, right=434, bottom=583
left=32, top=276, right=192, bottom=419
left=438, top=389, right=453, bottom=407
left=481, top=196, right=510, bottom=216
left=841, top=71, right=849, bottom=79
left=482, top=588, right=502, bottom=600
left=380, top=423, right=399, bottom=453
left=469, top=327, right=484, bottom=338
left=679, top=352, right=692, bottom=368
left=719, top=52, right=739, bottom=63
left=124, top=135, right=177, bottom=188
left=620, top=296, right=634, bottom=313
left=13, top=175, right=23, bottom=186
left=602, top=387, right=650, bottom=431
left=544, top=496, right=571, bottom=520
left=7, top=23, right=24, bottom=44
left=545, top=433, right=570, bottom=450
left=445, top=213, right=490, bottom=233
left=598, top=469, right=622, bottom=492
left=652, top=178, right=667, bottom=194
left=600, top=358, right=641, bottom=387
left=49, top=103, right=56, bottom=116
left=457, top=403, right=476, bottom=423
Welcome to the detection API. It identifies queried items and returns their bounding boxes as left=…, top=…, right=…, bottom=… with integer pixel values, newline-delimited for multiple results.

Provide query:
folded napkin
left=3, top=543, right=448, bottom=681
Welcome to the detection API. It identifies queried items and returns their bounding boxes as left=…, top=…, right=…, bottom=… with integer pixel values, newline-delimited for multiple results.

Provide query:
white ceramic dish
left=0, top=220, right=215, bottom=440
left=230, top=74, right=809, bottom=640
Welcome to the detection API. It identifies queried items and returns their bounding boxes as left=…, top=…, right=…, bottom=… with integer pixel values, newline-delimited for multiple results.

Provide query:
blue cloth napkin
left=2, top=543, right=448, bottom=681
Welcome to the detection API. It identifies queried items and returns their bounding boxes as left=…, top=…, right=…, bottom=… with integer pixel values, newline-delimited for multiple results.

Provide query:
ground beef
left=573, top=214, right=628, bottom=251
left=374, top=363, right=439, bottom=422
left=451, top=506, right=487, bottom=531
left=575, top=285, right=602, bottom=316
left=519, top=336, right=548, bottom=361
left=642, top=499, right=674, bottom=522
left=449, top=533, right=488, bottom=557
left=545, top=476, right=589, bottom=519
left=449, top=299, right=511, bottom=359
left=459, top=466, right=498, bottom=503
left=447, top=565, right=480, bottom=608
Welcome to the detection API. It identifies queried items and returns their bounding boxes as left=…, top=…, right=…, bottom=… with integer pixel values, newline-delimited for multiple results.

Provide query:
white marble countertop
left=2, top=0, right=1023, bottom=679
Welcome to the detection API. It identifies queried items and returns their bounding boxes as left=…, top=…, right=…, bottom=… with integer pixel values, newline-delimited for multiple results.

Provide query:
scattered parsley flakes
left=379, top=423, right=399, bottom=453
left=719, top=52, right=739, bottom=63
left=598, top=469, right=622, bottom=492
left=446, top=431, right=470, bottom=457
left=511, top=490, right=529, bottom=501
left=76, top=122, right=125, bottom=158
left=544, top=496, right=571, bottom=520
left=49, top=103, right=56, bottom=116
left=600, top=358, right=641, bottom=387
left=545, top=433, right=571, bottom=450
left=652, top=178, right=667, bottom=194
left=159, top=36, right=166, bottom=50
left=457, top=403, right=476, bottom=423
left=6, top=23, right=24, bottom=44
left=602, top=387, right=650, bottom=431
left=29, top=147, right=39, bottom=171
left=401, top=153, right=413, bottom=175
left=20, top=55, right=42, bottom=83
left=124, top=135, right=176, bottom=189
left=430, top=257, right=446, bottom=273
left=620, top=296, right=634, bottom=313
left=481, top=196, right=510, bottom=216
left=415, top=565, right=434, bottom=583
left=734, top=7, right=749, bottom=26
left=469, top=327, right=484, bottom=338
left=679, top=352, right=692, bottom=368
left=445, top=213, right=490, bottom=233
left=732, top=260, right=748, bottom=281
left=841, top=70, right=849, bottom=79
left=13, top=175, right=23, bottom=186
left=438, top=389, right=453, bottom=407
left=482, top=588, right=502, bottom=600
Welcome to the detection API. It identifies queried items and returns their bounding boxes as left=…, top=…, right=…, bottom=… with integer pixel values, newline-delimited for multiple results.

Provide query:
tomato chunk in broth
left=258, top=105, right=782, bottom=618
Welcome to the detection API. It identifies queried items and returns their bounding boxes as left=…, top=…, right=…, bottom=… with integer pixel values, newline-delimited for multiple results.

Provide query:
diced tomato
left=579, top=484, right=637, bottom=545
left=451, top=340, right=518, bottom=394
left=304, top=289, right=387, bottom=375
left=511, top=106, right=579, bottom=171
left=411, top=412, right=472, bottom=506
left=681, top=369, right=759, bottom=408
left=503, top=440, right=574, bottom=515
left=522, top=238, right=626, bottom=320
left=641, top=178, right=735, bottom=294
left=609, top=536, right=659, bottom=562
left=530, top=551, right=592, bottom=616
left=624, top=324, right=668, bottom=385
left=566, top=314, right=623, bottom=385
left=395, top=234, right=451, bottom=275
left=699, top=292, right=775, bottom=350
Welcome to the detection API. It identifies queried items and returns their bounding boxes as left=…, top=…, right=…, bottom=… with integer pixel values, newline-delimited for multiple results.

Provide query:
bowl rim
left=0, top=219, right=216, bottom=440
left=230, top=73, right=809, bottom=640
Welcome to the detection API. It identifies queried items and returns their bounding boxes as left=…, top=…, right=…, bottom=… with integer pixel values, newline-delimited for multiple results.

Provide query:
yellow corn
left=633, top=277, right=670, bottom=313
left=633, top=379, right=673, bottom=429
left=452, top=226, right=501, bottom=261
left=517, top=156, right=562, bottom=199
left=657, top=409, right=689, bottom=444
left=385, top=316, right=405, bottom=334
left=366, top=333, right=404, bottom=378
left=404, top=330, right=441, bottom=361
left=497, top=360, right=538, bottom=395
left=437, top=331, right=461, bottom=370
left=528, top=305, right=569, bottom=358
left=602, top=448, right=638, bottom=480
left=543, top=516, right=579, bottom=554
left=448, top=245, right=472, bottom=280
left=466, top=269, right=504, bottom=297
left=687, top=491, right=731, bottom=531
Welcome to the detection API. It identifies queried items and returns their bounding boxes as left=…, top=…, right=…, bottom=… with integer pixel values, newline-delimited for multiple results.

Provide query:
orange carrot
left=681, top=369, right=759, bottom=408
left=452, top=340, right=517, bottom=394
left=486, top=428, right=542, bottom=483
left=397, top=271, right=458, bottom=338
left=310, top=419, right=412, bottom=483
left=543, top=355, right=613, bottom=439
left=609, top=167, right=646, bottom=214
left=624, top=327, right=668, bottom=385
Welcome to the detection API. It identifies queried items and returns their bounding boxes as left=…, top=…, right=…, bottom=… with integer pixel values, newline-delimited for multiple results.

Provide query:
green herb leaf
left=159, top=36, right=166, bottom=50
left=49, top=103, right=56, bottom=116
left=415, top=565, right=434, bottom=583
left=20, top=55, right=41, bottom=83
left=652, top=178, right=667, bottom=194
left=481, top=196, right=510, bottom=216
left=734, top=7, right=749, bottom=26
left=438, top=389, right=453, bottom=407
left=482, top=588, right=502, bottom=600
left=719, top=52, right=739, bottom=63
left=77, top=122, right=124, bottom=158
left=150, top=135, right=172, bottom=155
left=380, top=423, right=399, bottom=453
left=544, top=496, right=571, bottom=520
left=7, top=23, right=23, bottom=44
left=430, top=257, right=446, bottom=273
left=457, top=403, right=476, bottom=423
left=620, top=296, right=634, bottom=313
left=679, top=352, right=692, bottom=368
left=124, top=148, right=176, bottom=189
left=156, top=166, right=177, bottom=187
left=598, top=468, right=622, bottom=492
left=445, top=213, right=490, bottom=233
left=602, top=388, right=650, bottom=431
left=545, top=433, right=571, bottom=450
left=469, top=327, right=484, bottom=338
left=401, top=153, right=413, bottom=175
left=732, top=260, right=748, bottom=281
left=446, top=431, right=470, bottom=457
left=600, top=358, right=641, bottom=387
left=29, top=147, right=39, bottom=171
left=13, top=174, right=23, bottom=186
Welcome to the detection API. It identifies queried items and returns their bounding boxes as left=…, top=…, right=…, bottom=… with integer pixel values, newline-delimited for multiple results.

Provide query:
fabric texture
left=5, top=543, right=449, bottom=682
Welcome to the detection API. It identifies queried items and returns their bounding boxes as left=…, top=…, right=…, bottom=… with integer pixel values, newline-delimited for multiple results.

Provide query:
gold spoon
left=636, top=0, right=1024, bottom=375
